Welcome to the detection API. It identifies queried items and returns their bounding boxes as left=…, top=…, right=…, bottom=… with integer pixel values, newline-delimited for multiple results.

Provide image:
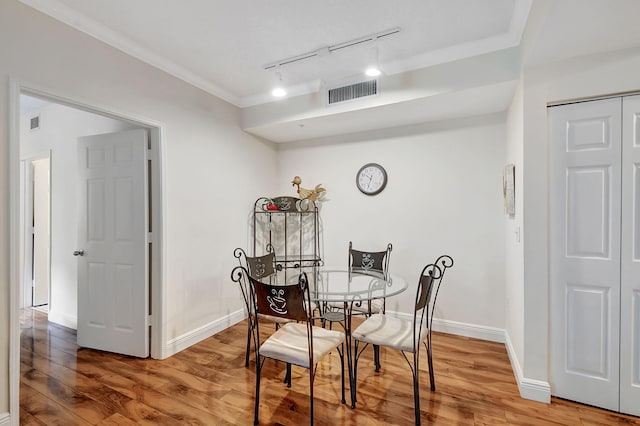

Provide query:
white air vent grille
left=328, top=80, right=377, bottom=104
left=30, top=115, right=40, bottom=131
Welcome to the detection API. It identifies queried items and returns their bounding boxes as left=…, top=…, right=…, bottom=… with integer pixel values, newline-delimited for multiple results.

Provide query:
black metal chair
left=324, top=242, right=393, bottom=369
left=231, top=267, right=346, bottom=425
left=234, top=246, right=291, bottom=367
left=348, top=241, right=392, bottom=315
left=351, top=255, right=454, bottom=426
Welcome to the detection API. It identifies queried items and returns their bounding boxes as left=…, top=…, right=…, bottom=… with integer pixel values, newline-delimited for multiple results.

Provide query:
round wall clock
left=356, top=163, right=388, bottom=195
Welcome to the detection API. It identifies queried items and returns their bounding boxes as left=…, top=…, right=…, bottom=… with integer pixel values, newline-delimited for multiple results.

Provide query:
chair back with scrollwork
left=233, top=246, right=282, bottom=367
left=234, top=245, right=278, bottom=283
left=248, top=271, right=315, bottom=365
left=348, top=241, right=392, bottom=281
left=414, top=255, right=454, bottom=351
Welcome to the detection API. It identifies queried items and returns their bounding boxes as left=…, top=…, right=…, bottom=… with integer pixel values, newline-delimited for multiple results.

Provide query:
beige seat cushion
left=352, top=314, right=426, bottom=353
left=259, top=322, right=345, bottom=368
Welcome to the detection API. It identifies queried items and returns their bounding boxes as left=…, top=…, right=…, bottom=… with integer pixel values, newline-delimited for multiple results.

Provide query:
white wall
left=1, top=0, right=278, bottom=415
left=20, top=102, right=138, bottom=328
left=504, top=81, right=526, bottom=388
left=521, top=46, right=640, bottom=386
left=276, top=113, right=507, bottom=328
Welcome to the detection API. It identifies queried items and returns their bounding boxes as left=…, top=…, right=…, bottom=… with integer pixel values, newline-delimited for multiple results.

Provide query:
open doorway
left=10, top=84, right=166, bottom=421
left=13, top=88, right=165, bottom=348
left=19, top=94, right=145, bottom=330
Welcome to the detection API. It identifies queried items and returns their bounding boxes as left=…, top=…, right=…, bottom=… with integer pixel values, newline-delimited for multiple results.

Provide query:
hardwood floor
left=20, top=308, right=640, bottom=425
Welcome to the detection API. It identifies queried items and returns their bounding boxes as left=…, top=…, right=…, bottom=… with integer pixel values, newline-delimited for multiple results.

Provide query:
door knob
left=73, top=249, right=85, bottom=256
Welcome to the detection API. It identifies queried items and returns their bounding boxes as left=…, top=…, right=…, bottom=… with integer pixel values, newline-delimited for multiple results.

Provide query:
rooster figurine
left=291, top=176, right=326, bottom=201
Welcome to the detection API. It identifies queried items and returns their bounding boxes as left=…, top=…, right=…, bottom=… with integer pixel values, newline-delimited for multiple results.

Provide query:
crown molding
left=19, top=0, right=242, bottom=106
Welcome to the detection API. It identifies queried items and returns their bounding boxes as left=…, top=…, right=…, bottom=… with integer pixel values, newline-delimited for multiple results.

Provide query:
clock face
left=356, top=163, right=387, bottom=195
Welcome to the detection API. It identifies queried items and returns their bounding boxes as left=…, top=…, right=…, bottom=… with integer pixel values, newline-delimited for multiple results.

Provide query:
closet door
left=621, top=95, right=640, bottom=416
left=549, top=98, right=622, bottom=411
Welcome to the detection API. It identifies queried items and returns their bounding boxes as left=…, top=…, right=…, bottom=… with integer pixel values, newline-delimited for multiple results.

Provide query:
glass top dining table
left=308, top=268, right=408, bottom=408
left=310, top=268, right=407, bottom=304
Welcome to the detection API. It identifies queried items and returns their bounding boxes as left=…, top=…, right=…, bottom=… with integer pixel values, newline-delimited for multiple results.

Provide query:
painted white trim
left=9, top=78, right=22, bottom=426
left=431, top=318, right=505, bottom=343
left=390, top=311, right=505, bottom=343
left=164, top=310, right=247, bottom=358
left=0, top=412, right=11, bottom=426
left=47, top=309, right=77, bottom=331
left=149, top=126, right=168, bottom=360
left=504, top=331, right=551, bottom=403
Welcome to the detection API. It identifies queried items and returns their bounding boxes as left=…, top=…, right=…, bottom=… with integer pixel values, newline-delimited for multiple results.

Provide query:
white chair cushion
left=352, top=314, right=426, bottom=353
left=259, top=322, right=345, bottom=368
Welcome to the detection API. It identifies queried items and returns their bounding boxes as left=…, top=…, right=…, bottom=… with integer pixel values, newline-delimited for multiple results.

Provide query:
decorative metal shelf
left=253, top=196, right=321, bottom=282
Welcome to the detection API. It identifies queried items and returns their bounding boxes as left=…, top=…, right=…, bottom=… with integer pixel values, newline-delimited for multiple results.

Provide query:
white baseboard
left=431, top=318, right=505, bottom=343
left=391, top=311, right=551, bottom=403
left=0, top=412, right=10, bottom=426
left=391, top=312, right=505, bottom=343
left=47, top=309, right=77, bottom=330
left=164, top=309, right=246, bottom=358
left=504, top=332, right=551, bottom=403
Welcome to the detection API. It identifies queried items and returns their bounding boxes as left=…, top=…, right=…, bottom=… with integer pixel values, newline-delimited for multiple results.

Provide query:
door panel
left=77, top=129, right=149, bottom=358
left=566, top=166, right=611, bottom=258
left=566, top=285, right=610, bottom=378
left=32, top=158, right=50, bottom=307
left=550, top=98, right=621, bottom=412
left=620, top=95, right=640, bottom=416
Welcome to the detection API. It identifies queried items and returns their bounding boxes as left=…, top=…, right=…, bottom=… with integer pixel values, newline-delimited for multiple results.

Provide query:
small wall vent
left=30, top=114, right=40, bottom=131
left=327, top=79, right=377, bottom=105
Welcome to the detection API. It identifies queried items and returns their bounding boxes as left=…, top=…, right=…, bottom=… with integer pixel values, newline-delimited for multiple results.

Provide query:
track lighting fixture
left=271, top=69, right=287, bottom=98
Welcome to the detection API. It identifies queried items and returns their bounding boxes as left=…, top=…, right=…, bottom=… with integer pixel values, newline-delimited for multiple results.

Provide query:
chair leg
left=413, top=351, right=421, bottom=426
left=353, top=340, right=361, bottom=406
left=254, top=357, right=261, bottom=425
left=427, top=340, right=435, bottom=391
left=309, top=365, right=315, bottom=425
left=245, top=323, right=252, bottom=367
left=284, top=363, right=292, bottom=388
left=340, top=344, right=346, bottom=404
left=373, top=344, right=381, bottom=372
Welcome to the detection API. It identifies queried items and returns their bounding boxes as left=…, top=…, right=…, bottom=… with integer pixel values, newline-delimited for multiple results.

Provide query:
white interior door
left=76, top=129, right=149, bottom=358
left=620, top=95, right=640, bottom=416
left=32, top=157, right=50, bottom=307
left=550, top=98, right=622, bottom=411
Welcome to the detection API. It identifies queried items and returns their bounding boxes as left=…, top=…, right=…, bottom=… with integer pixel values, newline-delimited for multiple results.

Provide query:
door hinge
left=147, top=232, right=153, bottom=243
left=147, top=315, right=152, bottom=327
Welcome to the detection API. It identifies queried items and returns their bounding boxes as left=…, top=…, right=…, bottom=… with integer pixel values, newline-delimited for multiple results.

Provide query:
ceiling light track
left=263, top=27, right=400, bottom=71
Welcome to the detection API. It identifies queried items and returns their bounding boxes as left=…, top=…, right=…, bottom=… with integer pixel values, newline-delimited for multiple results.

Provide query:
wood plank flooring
left=20, top=308, right=640, bottom=425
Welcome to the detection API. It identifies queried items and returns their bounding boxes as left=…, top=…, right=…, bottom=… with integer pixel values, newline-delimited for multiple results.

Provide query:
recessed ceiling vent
left=327, top=79, right=378, bottom=105
left=29, top=114, right=40, bottom=131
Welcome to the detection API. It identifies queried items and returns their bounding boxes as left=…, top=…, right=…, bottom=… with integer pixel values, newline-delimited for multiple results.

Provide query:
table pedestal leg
left=344, top=301, right=358, bottom=409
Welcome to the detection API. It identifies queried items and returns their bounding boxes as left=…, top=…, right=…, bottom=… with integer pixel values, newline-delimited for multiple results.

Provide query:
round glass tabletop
left=310, top=269, right=408, bottom=304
